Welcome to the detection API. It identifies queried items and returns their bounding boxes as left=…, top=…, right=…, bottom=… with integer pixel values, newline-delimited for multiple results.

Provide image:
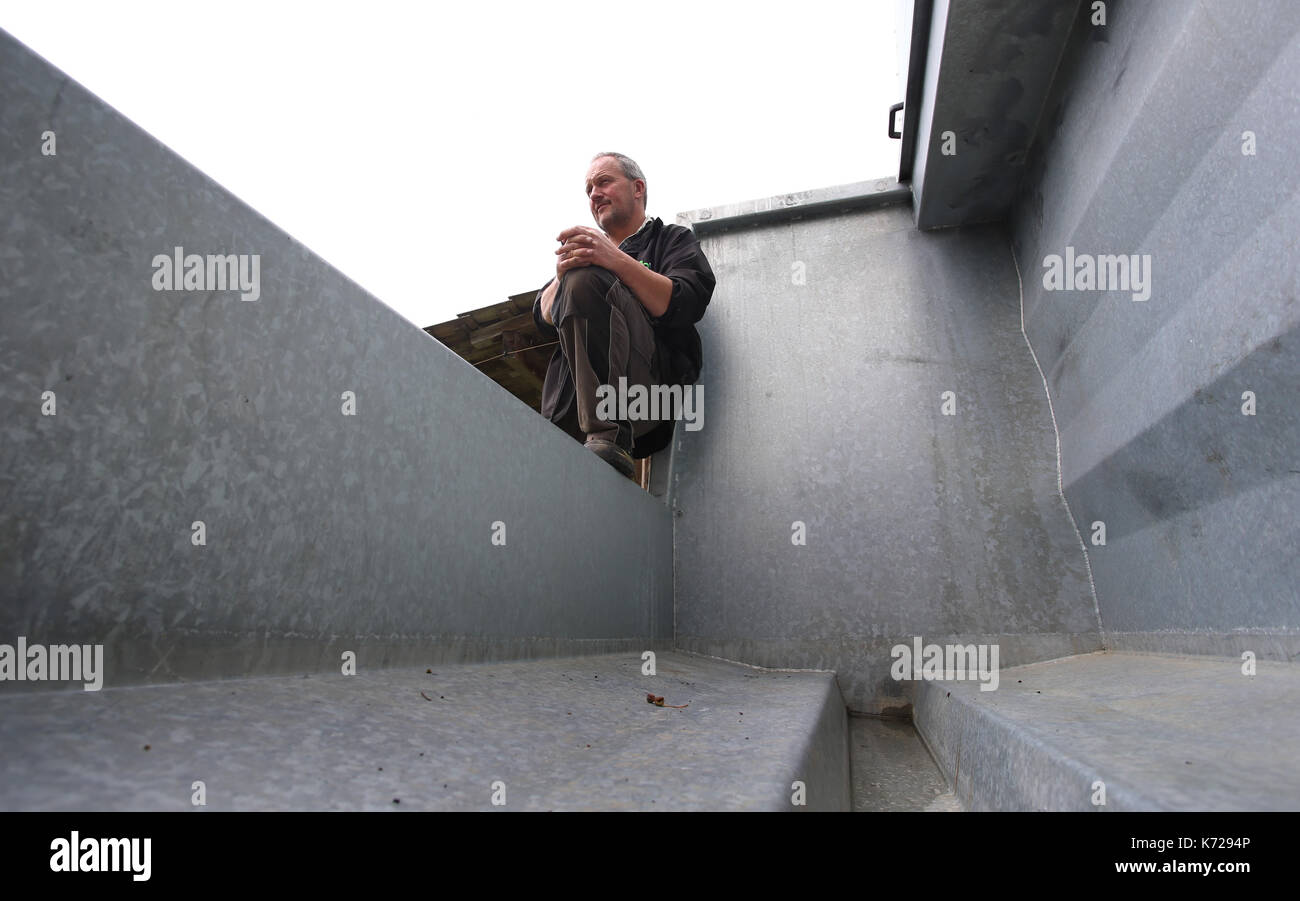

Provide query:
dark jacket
left=532, top=217, right=715, bottom=457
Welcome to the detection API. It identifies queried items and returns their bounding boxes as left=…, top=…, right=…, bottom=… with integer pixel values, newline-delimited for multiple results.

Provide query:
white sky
left=2, top=0, right=909, bottom=328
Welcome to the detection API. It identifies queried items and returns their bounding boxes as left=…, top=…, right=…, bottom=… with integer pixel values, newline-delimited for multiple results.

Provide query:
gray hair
left=591, top=151, right=647, bottom=207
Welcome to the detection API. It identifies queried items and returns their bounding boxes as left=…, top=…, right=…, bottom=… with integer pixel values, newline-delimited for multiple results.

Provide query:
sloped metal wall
left=0, top=30, right=673, bottom=691
left=1012, top=0, right=1300, bottom=659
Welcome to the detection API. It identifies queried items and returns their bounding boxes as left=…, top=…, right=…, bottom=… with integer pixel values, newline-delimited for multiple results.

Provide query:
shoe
left=584, top=437, right=635, bottom=478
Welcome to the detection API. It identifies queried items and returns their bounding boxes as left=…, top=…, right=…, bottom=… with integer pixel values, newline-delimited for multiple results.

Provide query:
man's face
left=586, top=157, right=643, bottom=234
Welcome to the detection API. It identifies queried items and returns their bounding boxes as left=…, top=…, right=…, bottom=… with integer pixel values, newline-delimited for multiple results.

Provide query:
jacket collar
left=618, top=216, right=655, bottom=250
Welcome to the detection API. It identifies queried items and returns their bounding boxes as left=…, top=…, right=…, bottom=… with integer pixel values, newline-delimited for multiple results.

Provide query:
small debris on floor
left=646, top=692, right=688, bottom=709
left=420, top=691, right=433, bottom=701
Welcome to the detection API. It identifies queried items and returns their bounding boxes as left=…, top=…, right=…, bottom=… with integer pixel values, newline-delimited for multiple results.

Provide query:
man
left=533, top=153, right=715, bottom=477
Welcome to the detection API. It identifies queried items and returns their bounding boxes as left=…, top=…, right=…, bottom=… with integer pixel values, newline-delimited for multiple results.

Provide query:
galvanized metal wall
left=1012, top=0, right=1300, bottom=659
left=671, top=196, right=1099, bottom=714
left=0, top=31, right=673, bottom=691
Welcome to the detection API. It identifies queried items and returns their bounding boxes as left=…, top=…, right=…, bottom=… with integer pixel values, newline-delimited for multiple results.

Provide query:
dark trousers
left=540, top=266, right=666, bottom=453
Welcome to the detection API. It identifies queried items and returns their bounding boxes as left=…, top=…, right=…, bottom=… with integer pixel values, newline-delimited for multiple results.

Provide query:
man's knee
left=561, top=265, right=617, bottom=294
left=554, top=266, right=618, bottom=320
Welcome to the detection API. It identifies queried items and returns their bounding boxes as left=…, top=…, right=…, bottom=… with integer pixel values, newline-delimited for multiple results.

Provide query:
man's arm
left=638, top=226, right=716, bottom=329
left=602, top=252, right=672, bottom=319
left=554, top=226, right=673, bottom=319
left=538, top=277, right=560, bottom=326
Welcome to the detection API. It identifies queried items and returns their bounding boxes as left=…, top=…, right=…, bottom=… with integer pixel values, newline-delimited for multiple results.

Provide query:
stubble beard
left=597, top=201, right=628, bottom=236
